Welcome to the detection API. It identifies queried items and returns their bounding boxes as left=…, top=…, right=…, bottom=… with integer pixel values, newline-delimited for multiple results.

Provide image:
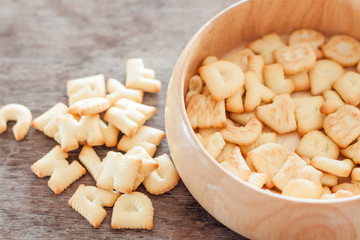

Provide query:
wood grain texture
left=166, top=0, right=360, bottom=239
left=0, top=1, right=244, bottom=239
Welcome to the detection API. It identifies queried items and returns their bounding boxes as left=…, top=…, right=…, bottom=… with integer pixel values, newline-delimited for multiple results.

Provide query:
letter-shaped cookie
left=320, top=90, right=345, bottom=114
left=333, top=71, right=360, bottom=106
left=99, top=120, right=120, bottom=148
left=248, top=33, right=286, bottom=64
left=185, top=75, right=203, bottom=106
left=220, top=146, right=251, bottom=181
left=341, top=139, right=360, bottom=164
left=222, top=48, right=255, bottom=71
left=106, top=78, right=143, bottom=106
left=125, top=58, right=161, bottom=93
left=0, top=103, right=32, bottom=141
left=247, top=55, right=265, bottom=84
left=240, top=132, right=277, bottom=157
left=117, top=125, right=165, bottom=157
left=67, top=74, right=106, bottom=105
left=104, top=98, right=156, bottom=137
left=31, top=145, right=86, bottom=194
left=282, top=179, right=323, bottom=199
left=111, top=192, right=154, bottom=230
left=199, top=132, right=225, bottom=159
left=220, top=118, right=262, bottom=145
left=263, top=63, right=295, bottom=94
left=68, top=184, right=120, bottom=228
left=68, top=97, right=110, bottom=116
left=289, top=28, right=325, bottom=59
left=311, top=157, right=355, bottom=177
left=78, top=145, right=103, bottom=182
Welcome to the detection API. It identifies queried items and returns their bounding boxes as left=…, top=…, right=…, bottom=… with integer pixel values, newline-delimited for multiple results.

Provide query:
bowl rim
left=166, top=0, right=360, bottom=204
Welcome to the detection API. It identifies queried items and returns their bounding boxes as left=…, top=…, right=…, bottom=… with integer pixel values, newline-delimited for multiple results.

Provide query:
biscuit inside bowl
left=166, top=0, right=360, bottom=239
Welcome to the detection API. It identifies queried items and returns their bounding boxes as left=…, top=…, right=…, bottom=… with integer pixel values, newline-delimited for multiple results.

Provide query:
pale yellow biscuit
left=125, top=146, right=159, bottom=191
left=357, top=62, right=360, bottom=73
left=243, top=71, right=276, bottom=112
left=296, top=165, right=323, bottom=182
left=240, top=132, right=277, bottom=157
left=106, top=78, right=143, bottom=106
left=111, top=191, right=154, bottom=230
left=286, top=71, right=310, bottom=92
left=198, top=60, right=244, bottom=101
left=222, top=48, right=255, bottom=71
left=68, top=97, right=110, bottom=116
left=117, top=125, right=165, bottom=157
left=99, top=120, right=120, bottom=148
left=125, top=58, right=161, bottom=93
left=247, top=55, right=265, bottom=84
left=295, top=130, right=339, bottom=159
left=309, top=59, right=344, bottom=95
left=143, top=154, right=180, bottom=195
left=67, top=74, right=106, bottom=105
left=247, top=172, right=267, bottom=188
left=351, top=168, right=360, bottom=181
left=282, top=179, right=323, bottom=199
left=247, top=143, right=292, bottom=188
left=0, top=103, right=32, bottom=141
left=104, top=98, right=156, bottom=137
left=333, top=71, right=360, bottom=106
left=229, top=111, right=257, bottom=126
left=320, top=90, right=345, bottom=115
left=274, top=43, right=316, bottom=75
left=293, top=96, right=325, bottom=136
left=320, top=173, right=338, bottom=187
left=216, top=142, right=236, bottom=163
left=263, top=63, right=295, bottom=94
left=220, top=146, right=251, bottom=181
left=256, top=94, right=297, bottom=134
left=55, top=114, right=104, bottom=152
left=220, top=117, right=262, bottom=145
left=289, top=28, right=325, bottom=58
left=199, top=132, right=225, bottom=160
left=31, top=145, right=86, bottom=194
left=186, top=93, right=226, bottom=129
left=323, top=105, right=360, bottom=148
left=185, top=75, right=203, bottom=106
left=311, top=157, right=355, bottom=177
left=332, top=182, right=360, bottom=195
left=248, top=33, right=286, bottom=64
left=69, top=184, right=120, bottom=228
left=341, top=139, right=360, bottom=164
left=96, top=151, right=141, bottom=194
left=226, top=86, right=245, bottom=113
left=322, top=190, right=354, bottom=199
left=79, top=145, right=103, bottom=182
left=321, top=35, right=360, bottom=67
left=201, top=56, right=219, bottom=66
left=272, top=153, right=307, bottom=191
left=32, top=103, right=68, bottom=138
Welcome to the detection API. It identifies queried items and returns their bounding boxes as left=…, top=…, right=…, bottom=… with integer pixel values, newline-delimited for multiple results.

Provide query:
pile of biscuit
left=186, top=29, right=360, bottom=199
left=0, top=58, right=180, bottom=229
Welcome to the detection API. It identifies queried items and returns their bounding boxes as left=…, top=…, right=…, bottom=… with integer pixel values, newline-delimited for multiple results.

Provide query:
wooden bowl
left=165, top=0, right=360, bottom=239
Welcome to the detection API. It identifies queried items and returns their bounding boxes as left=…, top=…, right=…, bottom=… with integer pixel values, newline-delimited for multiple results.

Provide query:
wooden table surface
left=0, top=0, right=249, bottom=239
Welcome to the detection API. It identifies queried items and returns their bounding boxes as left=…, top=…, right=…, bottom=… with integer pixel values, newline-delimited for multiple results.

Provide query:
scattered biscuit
left=293, top=96, right=325, bottom=136
left=198, top=60, right=244, bottom=101
left=222, top=48, right=255, bottom=71
left=286, top=71, right=310, bottom=92
left=247, top=143, right=291, bottom=188
left=111, top=191, right=154, bottom=230
left=67, top=74, right=106, bottom=105
left=295, top=130, right=339, bottom=159
left=104, top=98, right=156, bottom=138
left=256, top=94, right=297, bottom=134
left=106, top=78, right=143, bottom=106
left=99, top=120, right=120, bottom=148
left=96, top=151, right=141, bottom=194
left=247, top=55, right=265, bottom=84
left=309, top=59, right=344, bottom=96
left=186, top=93, right=226, bottom=129
left=332, top=71, right=360, bottom=106
left=117, top=125, right=165, bottom=157
left=220, top=146, right=251, bottom=181
left=220, top=117, right=262, bottom=145
left=68, top=97, right=110, bottom=116
left=321, top=35, right=360, bottom=67
left=282, top=179, right=323, bottom=199
left=311, top=157, right=355, bottom=177
left=143, top=154, right=180, bottom=195
left=274, top=43, right=316, bottom=75
left=32, top=103, right=68, bottom=138
left=78, top=145, right=103, bottom=182
left=0, top=103, right=32, bottom=141
left=244, top=71, right=276, bottom=112
left=125, top=58, right=161, bottom=93
left=263, top=63, right=295, bottom=94
left=240, top=132, right=277, bottom=157
left=320, top=90, right=345, bottom=115
left=248, top=33, right=286, bottom=64
left=185, top=75, right=203, bottom=106
left=323, top=104, right=360, bottom=148
left=69, top=184, right=120, bottom=228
